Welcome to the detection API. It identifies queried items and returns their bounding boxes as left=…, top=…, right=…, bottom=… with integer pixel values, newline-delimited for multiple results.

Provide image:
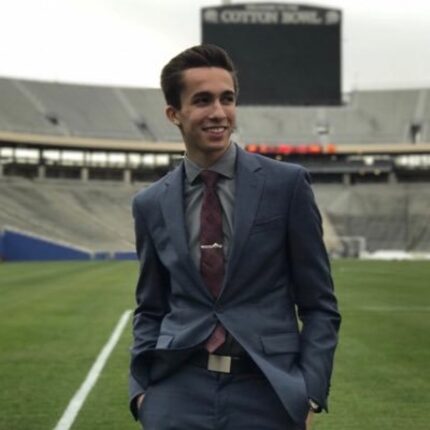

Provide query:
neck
left=186, top=144, right=231, bottom=168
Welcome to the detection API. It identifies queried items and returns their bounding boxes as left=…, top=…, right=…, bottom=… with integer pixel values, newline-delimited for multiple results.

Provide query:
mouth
left=202, top=125, right=229, bottom=135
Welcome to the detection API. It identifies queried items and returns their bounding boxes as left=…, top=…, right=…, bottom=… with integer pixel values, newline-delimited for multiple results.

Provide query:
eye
left=194, top=96, right=210, bottom=105
left=222, top=94, right=236, bottom=104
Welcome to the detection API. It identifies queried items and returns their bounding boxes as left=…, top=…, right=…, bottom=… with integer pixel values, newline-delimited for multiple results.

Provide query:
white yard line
left=360, top=305, right=430, bottom=312
left=53, top=309, right=133, bottom=430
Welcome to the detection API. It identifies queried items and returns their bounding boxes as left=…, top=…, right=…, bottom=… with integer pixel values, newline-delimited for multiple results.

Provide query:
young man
left=129, top=44, right=340, bottom=430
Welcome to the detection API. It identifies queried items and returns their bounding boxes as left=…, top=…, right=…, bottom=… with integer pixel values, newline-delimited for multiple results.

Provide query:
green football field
left=0, top=260, right=429, bottom=430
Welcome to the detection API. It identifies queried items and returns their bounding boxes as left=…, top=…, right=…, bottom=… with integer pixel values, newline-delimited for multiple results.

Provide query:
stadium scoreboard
left=201, top=3, right=342, bottom=106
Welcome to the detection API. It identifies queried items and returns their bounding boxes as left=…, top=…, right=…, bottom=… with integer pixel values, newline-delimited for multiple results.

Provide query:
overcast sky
left=1, top=0, right=429, bottom=92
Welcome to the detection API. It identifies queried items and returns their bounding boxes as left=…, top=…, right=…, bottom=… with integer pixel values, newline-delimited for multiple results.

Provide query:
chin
left=205, top=142, right=229, bottom=153
left=206, top=136, right=230, bottom=148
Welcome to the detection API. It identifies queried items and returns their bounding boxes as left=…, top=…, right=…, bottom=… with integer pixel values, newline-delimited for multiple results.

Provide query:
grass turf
left=0, top=260, right=429, bottom=429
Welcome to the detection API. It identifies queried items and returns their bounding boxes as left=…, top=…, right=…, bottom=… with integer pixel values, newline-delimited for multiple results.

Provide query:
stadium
left=0, top=2, right=429, bottom=430
left=1, top=79, right=429, bottom=260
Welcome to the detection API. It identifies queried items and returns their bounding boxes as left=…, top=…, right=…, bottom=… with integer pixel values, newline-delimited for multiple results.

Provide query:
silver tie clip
left=200, top=242, right=223, bottom=249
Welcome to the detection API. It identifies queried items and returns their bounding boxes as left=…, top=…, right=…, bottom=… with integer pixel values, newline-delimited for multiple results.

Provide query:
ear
left=165, top=106, right=181, bottom=126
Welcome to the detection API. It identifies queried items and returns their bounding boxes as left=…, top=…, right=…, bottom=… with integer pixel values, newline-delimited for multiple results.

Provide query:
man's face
left=166, top=67, right=237, bottom=166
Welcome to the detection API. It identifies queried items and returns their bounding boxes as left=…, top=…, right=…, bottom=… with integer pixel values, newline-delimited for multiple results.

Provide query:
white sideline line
left=53, top=309, right=132, bottom=430
left=360, top=305, right=430, bottom=312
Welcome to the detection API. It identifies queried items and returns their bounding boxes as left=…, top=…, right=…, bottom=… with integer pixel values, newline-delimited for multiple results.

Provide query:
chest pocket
left=250, top=215, right=284, bottom=235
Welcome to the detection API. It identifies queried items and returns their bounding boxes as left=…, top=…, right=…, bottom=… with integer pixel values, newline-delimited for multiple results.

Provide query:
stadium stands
left=0, top=178, right=140, bottom=252
left=1, top=178, right=429, bottom=258
left=421, top=89, right=430, bottom=141
left=19, top=81, right=143, bottom=139
left=314, top=183, right=430, bottom=253
left=236, top=106, right=318, bottom=143
left=120, top=88, right=182, bottom=141
left=1, top=77, right=429, bottom=145
left=336, top=90, right=421, bottom=143
left=0, top=79, right=60, bottom=135
left=237, top=89, right=429, bottom=145
left=1, top=77, right=429, bottom=259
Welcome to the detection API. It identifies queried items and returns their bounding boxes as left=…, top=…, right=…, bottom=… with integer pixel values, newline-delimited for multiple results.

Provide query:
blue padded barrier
left=113, top=251, right=137, bottom=261
left=93, top=251, right=113, bottom=261
left=0, top=231, right=4, bottom=260
left=1, top=228, right=93, bottom=261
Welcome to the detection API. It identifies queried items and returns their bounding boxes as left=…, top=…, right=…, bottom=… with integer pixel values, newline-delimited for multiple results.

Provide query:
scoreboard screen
left=201, top=3, right=342, bottom=106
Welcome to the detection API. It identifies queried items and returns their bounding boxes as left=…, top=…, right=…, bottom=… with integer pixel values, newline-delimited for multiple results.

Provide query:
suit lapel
left=160, top=165, right=188, bottom=256
left=222, top=148, right=265, bottom=294
left=160, top=163, right=209, bottom=295
left=160, top=149, right=265, bottom=300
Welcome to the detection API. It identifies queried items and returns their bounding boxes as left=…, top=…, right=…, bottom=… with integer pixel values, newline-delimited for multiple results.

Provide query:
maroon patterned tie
left=200, top=170, right=226, bottom=353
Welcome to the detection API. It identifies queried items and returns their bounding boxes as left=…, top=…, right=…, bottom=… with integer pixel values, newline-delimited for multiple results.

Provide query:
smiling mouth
left=202, top=126, right=228, bottom=133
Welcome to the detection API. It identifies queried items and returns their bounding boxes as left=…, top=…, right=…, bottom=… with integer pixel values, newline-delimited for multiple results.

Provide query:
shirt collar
left=184, top=142, right=237, bottom=184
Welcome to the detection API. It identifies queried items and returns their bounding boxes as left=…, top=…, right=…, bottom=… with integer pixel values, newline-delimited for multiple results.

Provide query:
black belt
left=189, top=350, right=261, bottom=375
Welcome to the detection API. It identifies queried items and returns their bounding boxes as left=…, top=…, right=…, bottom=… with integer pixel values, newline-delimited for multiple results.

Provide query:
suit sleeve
left=287, top=168, right=341, bottom=411
left=129, top=196, right=170, bottom=419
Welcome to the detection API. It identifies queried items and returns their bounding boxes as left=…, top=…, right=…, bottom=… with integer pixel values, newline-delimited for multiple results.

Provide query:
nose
left=209, top=99, right=226, bottom=120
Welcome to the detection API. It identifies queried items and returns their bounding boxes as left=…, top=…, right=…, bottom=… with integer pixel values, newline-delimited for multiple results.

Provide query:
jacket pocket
left=260, top=332, right=300, bottom=354
left=250, top=215, right=284, bottom=235
left=155, top=334, right=174, bottom=349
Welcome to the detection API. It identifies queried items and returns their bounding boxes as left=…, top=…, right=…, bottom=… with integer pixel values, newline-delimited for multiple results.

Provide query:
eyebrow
left=191, top=90, right=236, bottom=100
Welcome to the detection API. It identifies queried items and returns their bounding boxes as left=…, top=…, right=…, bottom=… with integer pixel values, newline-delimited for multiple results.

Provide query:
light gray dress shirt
left=184, top=143, right=236, bottom=268
left=183, top=142, right=245, bottom=356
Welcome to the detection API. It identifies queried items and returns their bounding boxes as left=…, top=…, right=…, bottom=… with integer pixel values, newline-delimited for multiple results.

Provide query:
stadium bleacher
left=315, top=183, right=430, bottom=253
left=23, top=81, right=143, bottom=139
left=0, top=178, right=139, bottom=252
left=0, top=77, right=429, bottom=144
left=0, top=79, right=60, bottom=135
left=120, top=87, right=182, bottom=141
left=1, top=77, right=430, bottom=259
left=1, top=177, right=429, bottom=257
left=421, top=90, right=430, bottom=141
left=236, top=106, right=318, bottom=143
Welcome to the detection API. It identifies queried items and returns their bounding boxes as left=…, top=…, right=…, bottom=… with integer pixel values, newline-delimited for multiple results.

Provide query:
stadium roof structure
left=0, top=77, right=429, bottom=154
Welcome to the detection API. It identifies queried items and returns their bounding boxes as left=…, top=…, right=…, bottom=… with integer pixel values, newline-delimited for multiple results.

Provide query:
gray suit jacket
left=129, top=146, right=341, bottom=427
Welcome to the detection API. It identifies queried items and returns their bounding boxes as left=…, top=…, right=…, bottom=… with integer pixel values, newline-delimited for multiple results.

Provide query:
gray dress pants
left=138, top=363, right=301, bottom=430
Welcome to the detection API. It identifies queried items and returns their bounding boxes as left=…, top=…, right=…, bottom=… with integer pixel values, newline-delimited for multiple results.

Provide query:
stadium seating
left=236, top=106, right=318, bottom=143
left=22, top=81, right=143, bottom=139
left=1, top=77, right=429, bottom=144
left=1, top=78, right=430, bottom=258
left=1, top=178, right=429, bottom=256
left=314, top=183, right=430, bottom=252
left=120, top=88, right=182, bottom=141
left=0, top=79, right=60, bottom=135
left=0, top=178, right=140, bottom=252
left=421, top=89, right=430, bottom=141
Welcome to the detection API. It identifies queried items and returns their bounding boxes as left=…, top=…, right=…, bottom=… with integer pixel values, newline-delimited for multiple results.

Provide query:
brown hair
left=160, top=44, right=239, bottom=109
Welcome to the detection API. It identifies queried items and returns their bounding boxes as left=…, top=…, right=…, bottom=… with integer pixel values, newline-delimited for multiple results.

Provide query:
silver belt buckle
left=208, top=354, right=232, bottom=373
